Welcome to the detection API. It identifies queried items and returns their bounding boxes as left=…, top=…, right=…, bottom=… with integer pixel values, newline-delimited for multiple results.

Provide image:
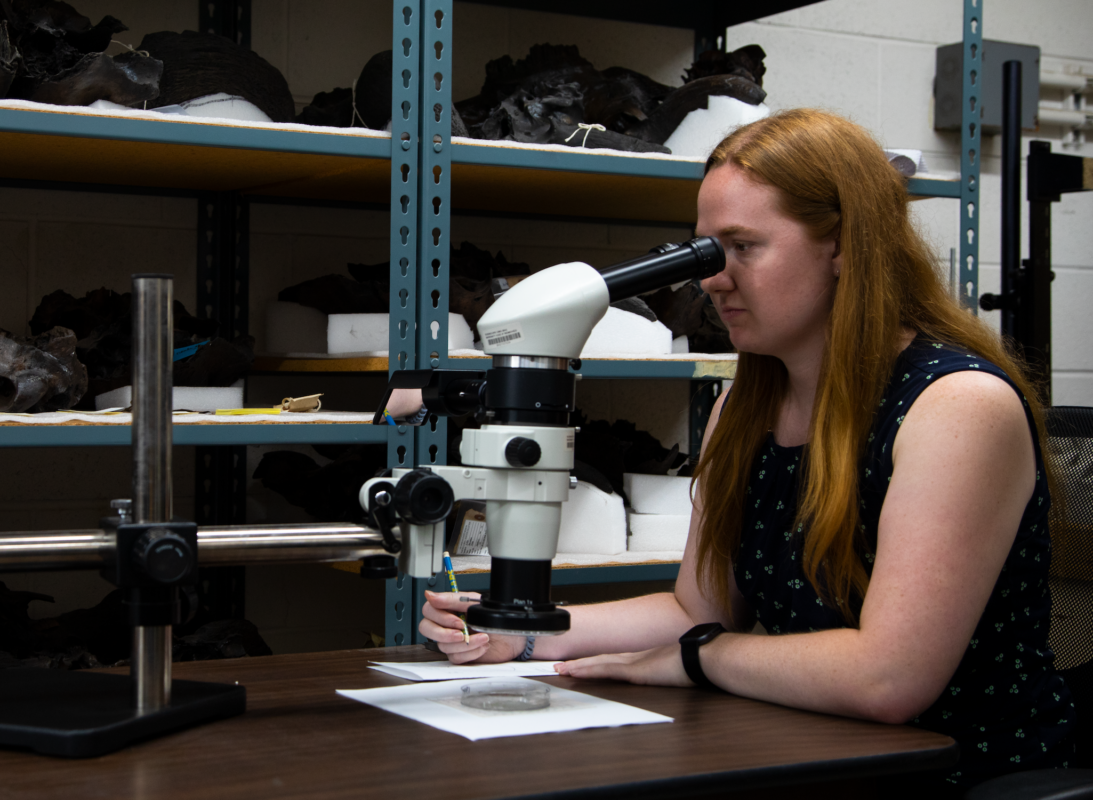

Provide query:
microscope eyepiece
left=599, top=235, right=725, bottom=302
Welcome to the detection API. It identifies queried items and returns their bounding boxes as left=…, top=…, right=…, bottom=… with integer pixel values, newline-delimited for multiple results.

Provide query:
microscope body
left=362, top=238, right=726, bottom=637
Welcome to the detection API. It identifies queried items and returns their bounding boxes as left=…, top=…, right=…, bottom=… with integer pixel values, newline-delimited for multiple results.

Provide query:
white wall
left=1, top=0, right=1089, bottom=647
left=732, top=0, right=1093, bottom=403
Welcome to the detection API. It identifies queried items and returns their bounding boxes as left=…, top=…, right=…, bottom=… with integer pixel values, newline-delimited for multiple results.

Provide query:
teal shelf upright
left=385, top=0, right=426, bottom=648
left=960, top=0, right=984, bottom=312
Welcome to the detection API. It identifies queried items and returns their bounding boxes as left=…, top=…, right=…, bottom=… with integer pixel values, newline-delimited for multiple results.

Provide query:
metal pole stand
left=0, top=275, right=245, bottom=758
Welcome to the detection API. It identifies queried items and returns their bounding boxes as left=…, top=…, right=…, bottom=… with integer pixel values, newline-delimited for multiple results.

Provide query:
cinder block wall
left=1, top=0, right=1088, bottom=650
left=733, top=0, right=1093, bottom=402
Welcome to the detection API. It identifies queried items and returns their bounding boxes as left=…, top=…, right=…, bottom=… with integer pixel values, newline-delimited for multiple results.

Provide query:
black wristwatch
left=679, top=622, right=726, bottom=691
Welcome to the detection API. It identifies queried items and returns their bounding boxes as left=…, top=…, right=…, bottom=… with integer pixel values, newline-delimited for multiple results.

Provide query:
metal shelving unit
left=0, top=0, right=981, bottom=645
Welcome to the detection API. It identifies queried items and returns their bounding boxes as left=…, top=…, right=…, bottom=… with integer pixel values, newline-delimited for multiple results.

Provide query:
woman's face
left=696, top=164, right=841, bottom=362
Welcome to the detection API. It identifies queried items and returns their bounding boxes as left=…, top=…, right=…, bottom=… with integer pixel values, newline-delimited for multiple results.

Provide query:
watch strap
left=680, top=623, right=725, bottom=691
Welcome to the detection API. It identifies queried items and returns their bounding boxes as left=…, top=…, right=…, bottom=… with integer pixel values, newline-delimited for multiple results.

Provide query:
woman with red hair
left=421, top=109, right=1076, bottom=791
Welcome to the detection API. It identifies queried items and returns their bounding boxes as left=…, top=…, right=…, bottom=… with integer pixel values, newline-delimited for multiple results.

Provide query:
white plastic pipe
left=1037, top=107, right=1091, bottom=128
left=1040, top=72, right=1090, bottom=92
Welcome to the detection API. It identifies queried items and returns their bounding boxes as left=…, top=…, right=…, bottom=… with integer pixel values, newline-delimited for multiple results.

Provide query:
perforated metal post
left=416, top=0, right=453, bottom=480
left=960, top=0, right=983, bottom=312
left=195, top=190, right=249, bottom=621
left=385, top=0, right=423, bottom=647
left=199, top=0, right=252, bottom=49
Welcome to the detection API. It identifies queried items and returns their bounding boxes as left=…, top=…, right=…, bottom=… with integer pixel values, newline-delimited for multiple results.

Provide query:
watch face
left=682, top=622, right=726, bottom=646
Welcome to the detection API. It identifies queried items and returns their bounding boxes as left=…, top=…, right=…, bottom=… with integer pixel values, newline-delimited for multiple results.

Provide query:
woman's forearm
left=702, top=628, right=937, bottom=724
left=533, top=592, right=696, bottom=661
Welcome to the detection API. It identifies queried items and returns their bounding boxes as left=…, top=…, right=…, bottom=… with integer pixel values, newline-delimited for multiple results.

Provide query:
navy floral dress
left=731, top=337, right=1076, bottom=787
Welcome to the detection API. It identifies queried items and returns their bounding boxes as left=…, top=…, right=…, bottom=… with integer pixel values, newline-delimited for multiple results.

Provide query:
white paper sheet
left=368, top=660, right=561, bottom=681
left=337, top=677, right=673, bottom=740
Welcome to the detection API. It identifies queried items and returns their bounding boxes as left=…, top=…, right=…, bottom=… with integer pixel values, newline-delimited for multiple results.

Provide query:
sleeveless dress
left=731, top=337, right=1076, bottom=787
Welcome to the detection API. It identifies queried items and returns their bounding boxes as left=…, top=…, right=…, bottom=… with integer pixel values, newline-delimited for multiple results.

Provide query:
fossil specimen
left=0, top=326, right=88, bottom=413
left=136, top=30, right=294, bottom=122
left=29, top=287, right=253, bottom=408
left=0, top=0, right=161, bottom=105
left=296, top=49, right=469, bottom=135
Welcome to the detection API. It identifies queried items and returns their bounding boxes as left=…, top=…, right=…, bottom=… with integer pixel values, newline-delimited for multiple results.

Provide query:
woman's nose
left=700, top=266, right=733, bottom=294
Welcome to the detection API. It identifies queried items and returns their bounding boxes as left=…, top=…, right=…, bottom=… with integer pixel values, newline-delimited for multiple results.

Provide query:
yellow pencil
left=442, top=551, right=470, bottom=644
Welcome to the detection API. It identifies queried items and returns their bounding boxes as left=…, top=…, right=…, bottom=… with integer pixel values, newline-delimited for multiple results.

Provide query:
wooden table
left=0, top=647, right=958, bottom=799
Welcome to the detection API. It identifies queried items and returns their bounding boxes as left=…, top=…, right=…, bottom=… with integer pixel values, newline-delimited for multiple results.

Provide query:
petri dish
left=460, top=681, right=551, bottom=711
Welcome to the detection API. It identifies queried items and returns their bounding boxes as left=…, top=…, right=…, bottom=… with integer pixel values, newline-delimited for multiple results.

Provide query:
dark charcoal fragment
left=457, top=43, right=596, bottom=131
left=583, top=66, right=673, bottom=135
left=174, top=335, right=254, bottom=388
left=278, top=274, right=389, bottom=315
left=354, top=49, right=391, bottom=129
left=283, top=244, right=531, bottom=340
left=0, top=325, right=87, bottom=412
left=611, top=296, right=656, bottom=322
left=174, top=619, right=272, bottom=662
left=295, top=86, right=352, bottom=127
left=253, top=445, right=388, bottom=523
left=642, top=282, right=707, bottom=339
left=0, top=21, right=20, bottom=98
left=571, top=412, right=687, bottom=500
left=2, top=1, right=161, bottom=106
left=551, top=120, right=670, bottom=153
left=625, top=74, right=766, bottom=145
left=137, top=30, right=294, bottom=122
left=0, top=581, right=272, bottom=669
left=28, top=287, right=251, bottom=408
left=29, top=50, right=160, bottom=106
left=684, top=45, right=767, bottom=87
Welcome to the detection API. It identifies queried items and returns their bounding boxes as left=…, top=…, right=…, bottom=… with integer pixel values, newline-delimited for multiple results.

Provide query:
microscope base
left=0, top=668, right=246, bottom=758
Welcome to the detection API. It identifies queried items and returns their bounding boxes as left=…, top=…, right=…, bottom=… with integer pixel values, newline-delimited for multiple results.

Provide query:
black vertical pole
left=1025, top=142, right=1055, bottom=400
left=999, top=59, right=1021, bottom=343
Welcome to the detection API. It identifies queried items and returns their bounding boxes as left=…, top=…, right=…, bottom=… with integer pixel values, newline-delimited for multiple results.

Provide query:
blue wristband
left=515, top=636, right=536, bottom=662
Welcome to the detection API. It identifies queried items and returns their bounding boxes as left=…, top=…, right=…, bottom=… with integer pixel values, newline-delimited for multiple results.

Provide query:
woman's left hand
left=554, top=644, right=694, bottom=687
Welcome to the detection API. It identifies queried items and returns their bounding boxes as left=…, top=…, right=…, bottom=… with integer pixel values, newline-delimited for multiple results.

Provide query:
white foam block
left=581, top=307, right=672, bottom=357
left=628, top=513, right=690, bottom=552
left=95, top=381, right=244, bottom=412
left=663, top=95, right=771, bottom=159
left=557, top=481, right=627, bottom=555
left=328, top=313, right=475, bottom=354
left=266, top=301, right=328, bottom=354
left=623, top=473, right=694, bottom=515
left=672, top=335, right=689, bottom=354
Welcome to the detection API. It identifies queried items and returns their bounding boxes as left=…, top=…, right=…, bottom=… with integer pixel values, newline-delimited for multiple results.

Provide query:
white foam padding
left=95, top=380, right=244, bottom=412
left=663, top=96, right=771, bottom=159
left=623, top=473, right=694, bottom=515
left=328, top=313, right=474, bottom=354
left=580, top=307, right=672, bottom=357
left=180, top=93, right=273, bottom=122
left=628, top=513, right=690, bottom=552
left=672, top=336, right=689, bottom=354
left=266, top=301, right=328, bottom=354
left=557, top=481, right=627, bottom=555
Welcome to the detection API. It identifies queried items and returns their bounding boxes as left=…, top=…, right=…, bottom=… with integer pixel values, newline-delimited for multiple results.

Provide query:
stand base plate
left=0, top=668, right=246, bottom=757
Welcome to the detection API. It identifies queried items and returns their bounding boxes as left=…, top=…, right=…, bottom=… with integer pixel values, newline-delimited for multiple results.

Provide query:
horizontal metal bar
left=0, top=424, right=390, bottom=448
left=0, top=523, right=387, bottom=571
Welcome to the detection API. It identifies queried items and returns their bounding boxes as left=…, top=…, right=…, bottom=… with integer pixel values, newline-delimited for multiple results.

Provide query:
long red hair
left=693, top=109, right=1052, bottom=623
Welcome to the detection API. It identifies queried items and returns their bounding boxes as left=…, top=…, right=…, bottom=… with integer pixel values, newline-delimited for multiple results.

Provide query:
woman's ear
left=832, top=238, right=843, bottom=279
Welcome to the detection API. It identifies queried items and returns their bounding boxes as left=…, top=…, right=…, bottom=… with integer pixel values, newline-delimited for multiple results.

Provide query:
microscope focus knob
left=505, top=437, right=542, bottom=467
left=132, top=528, right=196, bottom=585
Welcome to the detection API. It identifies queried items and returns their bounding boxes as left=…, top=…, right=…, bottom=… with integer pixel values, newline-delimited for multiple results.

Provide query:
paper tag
left=455, top=518, right=489, bottom=556
left=483, top=323, right=523, bottom=347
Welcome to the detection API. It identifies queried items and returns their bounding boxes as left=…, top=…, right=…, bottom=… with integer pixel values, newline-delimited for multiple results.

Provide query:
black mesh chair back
left=1047, top=406, right=1093, bottom=672
left=1046, top=406, right=1093, bottom=769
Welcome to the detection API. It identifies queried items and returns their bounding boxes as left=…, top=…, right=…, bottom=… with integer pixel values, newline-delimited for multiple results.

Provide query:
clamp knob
left=505, top=437, right=542, bottom=467
left=132, top=528, right=195, bottom=585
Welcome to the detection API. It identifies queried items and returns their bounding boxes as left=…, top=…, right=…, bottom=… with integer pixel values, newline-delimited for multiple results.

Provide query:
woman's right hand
left=420, top=590, right=525, bottom=664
